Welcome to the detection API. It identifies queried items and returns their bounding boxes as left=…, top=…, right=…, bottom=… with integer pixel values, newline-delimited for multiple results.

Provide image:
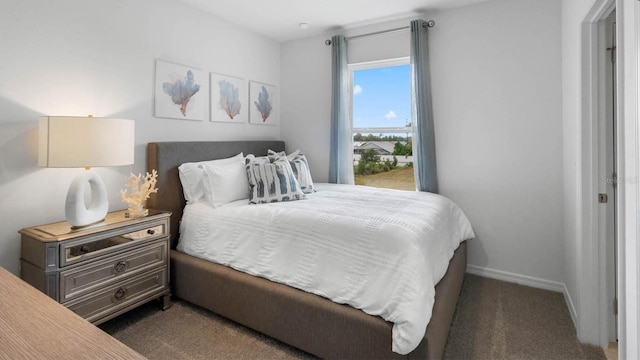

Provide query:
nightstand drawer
left=120, top=224, right=165, bottom=241
left=66, top=268, right=168, bottom=323
left=61, top=222, right=168, bottom=266
left=60, top=240, right=167, bottom=301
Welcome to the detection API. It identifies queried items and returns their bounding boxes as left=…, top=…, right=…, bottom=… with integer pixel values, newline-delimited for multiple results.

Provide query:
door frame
left=618, top=0, right=640, bottom=358
left=580, top=0, right=616, bottom=348
left=580, top=0, right=640, bottom=357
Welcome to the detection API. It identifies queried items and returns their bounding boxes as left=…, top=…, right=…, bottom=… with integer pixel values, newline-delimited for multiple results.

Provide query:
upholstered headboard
left=147, top=141, right=286, bottom=248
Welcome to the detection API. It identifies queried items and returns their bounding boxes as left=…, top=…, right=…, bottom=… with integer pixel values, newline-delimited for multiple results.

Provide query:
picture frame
left=154, top=60, right=206, bottom=121
left=249, top=81, right=277, bottom=126
left=210, top=73, right=247, bottom=123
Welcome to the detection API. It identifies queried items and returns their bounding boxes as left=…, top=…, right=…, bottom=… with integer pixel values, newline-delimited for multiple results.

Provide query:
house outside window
left=350, top=58, right=415, bottom=191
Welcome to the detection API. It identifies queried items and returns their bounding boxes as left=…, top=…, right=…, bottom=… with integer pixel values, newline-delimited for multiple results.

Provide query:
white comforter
left=178, top=183, right=474, bottom=354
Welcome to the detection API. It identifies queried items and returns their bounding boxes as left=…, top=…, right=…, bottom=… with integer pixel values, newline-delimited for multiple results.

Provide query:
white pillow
left=201, top=160, right=250, bottom=207
left=178, top=153, right=244, bottom=203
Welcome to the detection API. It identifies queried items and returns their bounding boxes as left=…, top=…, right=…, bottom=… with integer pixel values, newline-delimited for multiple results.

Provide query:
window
left=350, top=58, right=415, bottom=191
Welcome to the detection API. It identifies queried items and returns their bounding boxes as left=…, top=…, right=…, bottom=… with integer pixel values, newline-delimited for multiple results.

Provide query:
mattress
left=177, top=183, right=474, bottom=354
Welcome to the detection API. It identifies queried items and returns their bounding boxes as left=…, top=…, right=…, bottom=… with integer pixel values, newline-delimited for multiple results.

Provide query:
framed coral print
left=154, top=60, right=206, bottom=121
left=249, top=81, right=277, bottom=125
left=210, top=73, right=247, bottom=123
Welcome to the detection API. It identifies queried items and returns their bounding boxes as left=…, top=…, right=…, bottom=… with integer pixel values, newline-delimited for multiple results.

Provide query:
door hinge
left=612, top=172, right=618, bottom=189
left=614, top=297, right=618, bottom=315
left=599, top=193, right=608, bottom=203
left=607, top=45, right=616, bottom=63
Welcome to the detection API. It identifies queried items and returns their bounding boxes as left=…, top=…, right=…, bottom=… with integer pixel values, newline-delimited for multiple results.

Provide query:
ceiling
left=178, top=0, right=491, bottom=42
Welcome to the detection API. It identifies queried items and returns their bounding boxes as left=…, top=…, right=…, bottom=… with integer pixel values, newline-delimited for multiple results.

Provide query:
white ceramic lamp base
left=65, top=170, right=109, bottom=228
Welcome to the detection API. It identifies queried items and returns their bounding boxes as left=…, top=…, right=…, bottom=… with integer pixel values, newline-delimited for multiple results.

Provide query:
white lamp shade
left=38, top=115, right=135, bottom=227
left=38, top=116, right=135, bottom=168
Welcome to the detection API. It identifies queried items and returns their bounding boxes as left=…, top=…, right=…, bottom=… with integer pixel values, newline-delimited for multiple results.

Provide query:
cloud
left=385, top=110, right=397, bottom=119
left=353, top=85, right=362, bottom=95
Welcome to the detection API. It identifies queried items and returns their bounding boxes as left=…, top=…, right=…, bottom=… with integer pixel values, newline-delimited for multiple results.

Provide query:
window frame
left=348, top=57, right=411, bottom=135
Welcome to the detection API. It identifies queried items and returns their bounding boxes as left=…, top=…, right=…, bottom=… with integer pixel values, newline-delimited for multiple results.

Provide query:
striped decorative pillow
left=245, top=157, right=306, bottom=204
left=267, top=149, right=316, bottom=194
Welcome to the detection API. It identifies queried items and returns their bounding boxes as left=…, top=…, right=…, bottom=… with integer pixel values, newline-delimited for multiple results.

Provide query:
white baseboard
left=562, top=283, right=578, bottom=327
left=466, top=265, right=578, bottom=327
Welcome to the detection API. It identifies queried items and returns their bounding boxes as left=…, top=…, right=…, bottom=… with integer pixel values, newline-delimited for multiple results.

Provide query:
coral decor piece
left=154, top=60, right=205, bottom=121
left=218, top=80, right=241, bottom=119
left=163, top=70, right=201, bottom=116
left=120, top=170, right=158, bottom=218
left=209, top=73, right=247, bottom=123
left=249, top=81, right=277, bottom=125
left=254, top=86, right=273, bottom=122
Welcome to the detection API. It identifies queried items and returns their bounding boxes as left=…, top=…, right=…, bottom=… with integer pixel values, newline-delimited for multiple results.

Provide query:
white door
left=598, top=8, right=617, bottom=342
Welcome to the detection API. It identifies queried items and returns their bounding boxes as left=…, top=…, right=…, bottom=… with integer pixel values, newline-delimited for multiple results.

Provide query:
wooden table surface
left=0, top=266, right=147, bottom=359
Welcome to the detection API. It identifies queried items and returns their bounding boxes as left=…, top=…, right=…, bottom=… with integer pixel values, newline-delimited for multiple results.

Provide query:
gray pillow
left=267, top=149, right=316, bottom=194
left=246, top=157, right=306, bottom=204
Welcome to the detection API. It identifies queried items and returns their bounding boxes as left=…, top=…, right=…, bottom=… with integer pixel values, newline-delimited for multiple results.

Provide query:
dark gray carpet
left=443, top=275, right=605, bottom=360
left=100, top=274, right=606, bottom=359
left=100, top=299, right=311, bottom=359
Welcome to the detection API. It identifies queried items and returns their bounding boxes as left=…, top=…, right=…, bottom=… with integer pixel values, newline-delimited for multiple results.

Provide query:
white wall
left=431, top=0, right=563, bottom=285
left=281, top=0, right=565, bottom=284
left=280, top=34, right=332, bottom=182
left=0, top=0, right=281, bottom=275
left=560, top=0, right=585, bottom=331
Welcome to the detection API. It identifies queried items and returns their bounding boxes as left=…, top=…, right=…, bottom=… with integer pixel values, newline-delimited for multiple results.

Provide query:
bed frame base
left=171, top=242, right=466, bottom=359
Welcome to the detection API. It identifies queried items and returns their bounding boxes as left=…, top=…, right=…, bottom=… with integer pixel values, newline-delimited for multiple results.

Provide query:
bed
left=147, top=140, right=471, bottom=359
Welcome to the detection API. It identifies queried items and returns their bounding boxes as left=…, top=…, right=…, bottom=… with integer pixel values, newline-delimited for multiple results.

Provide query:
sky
left=352, top=64, right=411, bottom=129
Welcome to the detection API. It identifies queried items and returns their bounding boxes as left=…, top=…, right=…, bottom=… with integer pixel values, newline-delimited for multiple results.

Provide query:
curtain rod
left=324, top=20, right=435, bottom=46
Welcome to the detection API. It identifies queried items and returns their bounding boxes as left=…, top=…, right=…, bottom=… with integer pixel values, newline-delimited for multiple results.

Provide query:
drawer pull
left=147, top=229, right=155, bottom=235
left=80, top=245, right=90, bottom=253
left=114, top=260, right=127, bottom=273
left=114, top=288, right=126, bottom=301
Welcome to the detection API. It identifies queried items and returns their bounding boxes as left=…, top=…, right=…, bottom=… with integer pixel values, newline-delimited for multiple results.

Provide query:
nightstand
left=19, top=209, right=171, bottom=325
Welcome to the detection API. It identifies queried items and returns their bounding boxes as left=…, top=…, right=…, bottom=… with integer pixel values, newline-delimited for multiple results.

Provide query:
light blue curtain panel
left=328, top=35, right=355, bottom=185
left=410, top=20, right=438, bottom=193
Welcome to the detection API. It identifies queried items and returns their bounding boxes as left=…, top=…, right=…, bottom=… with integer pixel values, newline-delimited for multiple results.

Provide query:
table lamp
left=38, top=116, right=135, bottom=228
